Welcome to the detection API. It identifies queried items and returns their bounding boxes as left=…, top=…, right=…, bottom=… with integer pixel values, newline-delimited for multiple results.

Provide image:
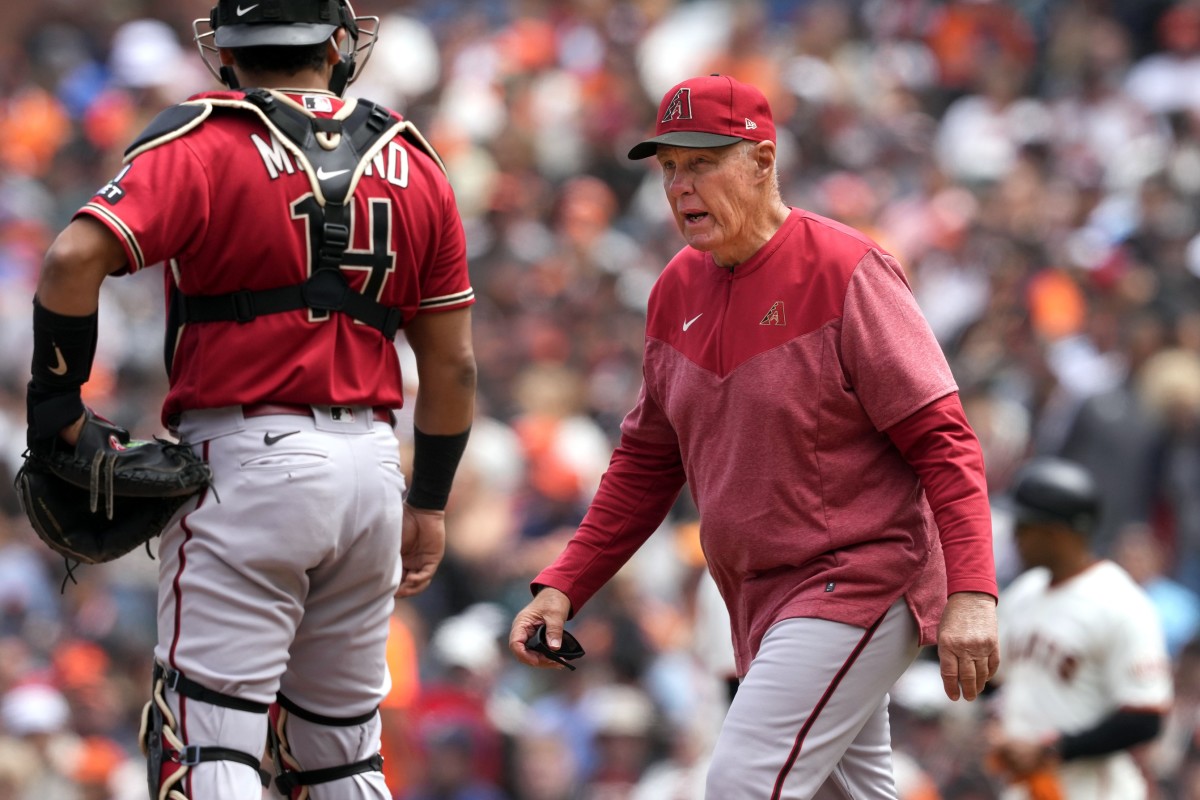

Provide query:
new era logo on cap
left=628, top=74, right=776, bottom=160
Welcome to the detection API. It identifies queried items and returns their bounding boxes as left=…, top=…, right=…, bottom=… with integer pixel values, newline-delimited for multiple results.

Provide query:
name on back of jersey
left=250, top=132, right=410, bottom=188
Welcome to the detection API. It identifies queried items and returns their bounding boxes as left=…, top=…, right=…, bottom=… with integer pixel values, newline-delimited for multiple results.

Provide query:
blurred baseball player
left=26, top=1, right=474, bottom=798
left=509, top=74, right=998, bottom=799
left=991, top=457, right=1172, bottom=800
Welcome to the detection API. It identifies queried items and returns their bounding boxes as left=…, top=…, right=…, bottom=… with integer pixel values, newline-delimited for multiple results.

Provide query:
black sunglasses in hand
left=525, top=623, right=585, bottom=671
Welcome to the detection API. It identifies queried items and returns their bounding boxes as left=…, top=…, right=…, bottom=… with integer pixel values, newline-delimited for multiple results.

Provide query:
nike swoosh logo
left=236, top=4, right=259, bottom=15
left=49, top=345, right=68, bottom=376
left=264, top=430, right=301, bottom=446
left=682, top=313, right=703, bottom=331
left=316, top=167, right=350, bottom=180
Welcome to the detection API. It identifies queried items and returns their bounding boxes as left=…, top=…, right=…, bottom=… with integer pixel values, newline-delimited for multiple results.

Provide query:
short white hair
left=737, top=140, right=781, bottom=198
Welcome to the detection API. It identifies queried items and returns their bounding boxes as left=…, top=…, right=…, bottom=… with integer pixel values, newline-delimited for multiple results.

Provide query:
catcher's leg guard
left=268, top=693, right=387, bottom=799
left=140, top=662, right=271, bottom=800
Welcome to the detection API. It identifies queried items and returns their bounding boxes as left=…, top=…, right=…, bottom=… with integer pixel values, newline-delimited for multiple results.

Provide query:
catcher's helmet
left=1009, top=457, right=1100, bottom=535
left=193, top=0, right=378, bottom=94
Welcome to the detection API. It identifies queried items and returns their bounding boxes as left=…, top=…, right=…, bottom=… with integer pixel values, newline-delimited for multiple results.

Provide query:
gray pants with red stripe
left=707, top=599, right=920, bottom=799
left=153, top=406, right=403, bottom=799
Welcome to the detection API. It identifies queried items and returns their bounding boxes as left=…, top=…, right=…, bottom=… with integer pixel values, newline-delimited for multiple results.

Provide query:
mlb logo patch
left=303, top=95, right=334, bottom=113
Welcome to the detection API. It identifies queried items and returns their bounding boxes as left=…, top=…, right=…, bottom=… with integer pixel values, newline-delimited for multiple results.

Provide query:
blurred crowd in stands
left=3, top=0, right=1200, bottom=797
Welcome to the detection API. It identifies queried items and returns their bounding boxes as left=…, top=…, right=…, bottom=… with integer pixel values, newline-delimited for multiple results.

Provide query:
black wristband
left=406, top=426, right=470, bottom=510
left=27, top=298, right=98, bottom=440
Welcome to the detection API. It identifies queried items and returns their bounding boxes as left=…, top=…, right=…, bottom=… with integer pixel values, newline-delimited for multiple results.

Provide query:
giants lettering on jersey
left=250, top=132, right=410, bottom=187
left=1007, top=630, right=1081, bottom=682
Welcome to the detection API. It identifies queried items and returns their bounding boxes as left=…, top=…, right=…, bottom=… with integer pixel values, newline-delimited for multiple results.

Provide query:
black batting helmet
left=193, top=0, right=378, bottom=94
left=1009, top=457, right=1100, bottom=535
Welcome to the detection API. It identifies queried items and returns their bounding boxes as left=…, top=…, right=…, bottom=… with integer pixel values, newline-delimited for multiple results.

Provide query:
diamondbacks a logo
left=760, top=301, right=786, bottom=326
left=661, top=88, right=693, bottom=123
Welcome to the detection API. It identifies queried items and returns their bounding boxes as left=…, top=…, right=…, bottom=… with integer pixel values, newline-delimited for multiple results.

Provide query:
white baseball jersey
left=998, top=560, right=1172, bottom=800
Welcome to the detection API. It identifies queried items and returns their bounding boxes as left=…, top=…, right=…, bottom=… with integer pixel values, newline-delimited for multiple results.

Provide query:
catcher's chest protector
left=124, top=89, right=446, bottom=371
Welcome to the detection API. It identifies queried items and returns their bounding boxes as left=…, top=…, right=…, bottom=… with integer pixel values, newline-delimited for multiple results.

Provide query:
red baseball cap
left=628, top=74, right=775, bottom=160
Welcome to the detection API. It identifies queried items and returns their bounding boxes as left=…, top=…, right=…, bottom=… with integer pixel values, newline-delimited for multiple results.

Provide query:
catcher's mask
left=193, top=0, right=378, bottom=95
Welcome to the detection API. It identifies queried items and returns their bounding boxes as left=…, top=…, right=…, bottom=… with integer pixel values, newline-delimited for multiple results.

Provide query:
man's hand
left=937, top=590, right=1000, bottom=701
left=396, top=504, right=446, bottom=598
left=59, top=414, right=85, bottom=447
left=508, top=587, right=573, bottom=669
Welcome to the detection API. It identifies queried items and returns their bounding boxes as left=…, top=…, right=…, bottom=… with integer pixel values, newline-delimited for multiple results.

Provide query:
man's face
left=1013, top=520, right=1057, bottom=570
left=655, top=142, right=761, bottom=266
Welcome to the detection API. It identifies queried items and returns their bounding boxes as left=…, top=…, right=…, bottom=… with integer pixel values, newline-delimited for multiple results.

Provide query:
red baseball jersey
left=535, top=208, right=996, bottom=676
left=77, top=90, right=472, bottom=425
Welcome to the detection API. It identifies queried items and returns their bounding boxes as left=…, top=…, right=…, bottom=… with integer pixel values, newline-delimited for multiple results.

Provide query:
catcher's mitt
left=15, top=410, right=212, bottom=566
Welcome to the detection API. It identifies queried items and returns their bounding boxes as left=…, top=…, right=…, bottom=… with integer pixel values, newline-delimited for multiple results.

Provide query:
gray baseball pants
left=153, top=405, right=404, bottom=799
left=707, top=599, right=920, bottom=799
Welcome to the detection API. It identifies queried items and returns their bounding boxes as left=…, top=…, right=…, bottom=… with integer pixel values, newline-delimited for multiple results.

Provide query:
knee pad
left=139, top=662, right=271, bottom=800
left=268, top=694, right=384, bottom=800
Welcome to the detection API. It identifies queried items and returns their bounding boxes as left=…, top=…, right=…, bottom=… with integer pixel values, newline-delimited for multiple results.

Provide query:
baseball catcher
left=22, top=0, right=476, bottom=796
